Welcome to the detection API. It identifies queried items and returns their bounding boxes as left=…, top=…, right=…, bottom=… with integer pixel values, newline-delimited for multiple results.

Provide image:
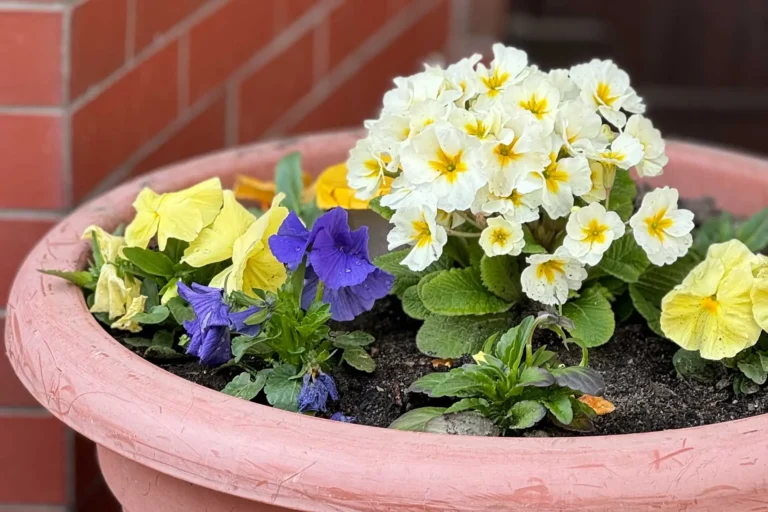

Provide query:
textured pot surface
left=6, top=131, right=768, bottom=511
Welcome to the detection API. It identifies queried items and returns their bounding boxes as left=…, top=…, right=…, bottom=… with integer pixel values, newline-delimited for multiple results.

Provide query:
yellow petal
left=237, top=243, right=287, bottom=295
left=125, top=210, right=160, bottom=249
left=182, top=190, right=255, bottom=267
left=752, top=272, right=768, bottom=331
left=111, top=295, right=147, bottom=333
left=160, top=277, right=180, bottom=305
left=706, top=239, right=756, bottom=272
left=233, top=174, right=314, bottom=209
left=155, top=178, right=224, bottom=250
left=660, top=288, right=711, bottom=353
left=90, top=265, right=140, bottom=320
left=315, top=163, right=392, bottom=210
left=82, top=225, right=125, bottom=263
left=209, top=266, right=231, bottom=290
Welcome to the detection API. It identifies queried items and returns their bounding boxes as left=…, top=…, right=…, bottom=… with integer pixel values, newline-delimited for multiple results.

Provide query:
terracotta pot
left=6, top=131, right=768, bottom=512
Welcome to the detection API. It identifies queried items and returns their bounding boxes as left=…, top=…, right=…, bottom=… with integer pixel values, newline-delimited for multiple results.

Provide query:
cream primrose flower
left=476, top=43, right=529, bottom=99
left=521, top=140, right=592, bottom=219
left=346, top=137, right=395, bottom=200
left=387, top=206, right=447, bottom=271
left=429, top=53, right=483, bottom=106
left=471, top=184, right=542, bottom=224
left=378, top=175, right=434, bottom=211
left=624, top=114, right=668, bottom=177
left=549, top=69, right=579, bottom=102
left=485, top=113, right=549, bottom=197
left=581, top=160, right=608, bottom=204
left=381, top=70, right=454, bottom=116
left=629, top=186, right=694, bottom=266
left=569, top=59, right=645, bottom=128
left=563, top=203, right=625, bottom=265
left=555, top=100, right=608, bottom=156
left=408, top=99, right=453, bottom=137
left=448, top=106, right=506, bottom=141
left=399, top=123, right=485, bottom=212
left=366, top=114, right=411, bottom=153
left=594, top=132, right=644, bottom=170
left=504, top=73, right=561, bottom=134
left=521, top=247, right=588, bottom=306
left=479, top=216, right=525, bottom=257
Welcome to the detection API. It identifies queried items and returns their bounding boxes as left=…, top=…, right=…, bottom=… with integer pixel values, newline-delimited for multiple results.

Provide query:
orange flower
left=233, top=173, right=313, bottom=209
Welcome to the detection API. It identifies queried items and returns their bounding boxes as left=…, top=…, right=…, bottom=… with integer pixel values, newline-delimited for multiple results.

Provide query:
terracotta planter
left=6, top=131, right=768, bottom=511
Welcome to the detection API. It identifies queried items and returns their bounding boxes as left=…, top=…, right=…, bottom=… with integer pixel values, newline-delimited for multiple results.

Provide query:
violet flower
left=330, top=412, right=355, bottom=423
left=301, top=267, right=394, bottom=321
left=297, top=371, right=339, bottom=413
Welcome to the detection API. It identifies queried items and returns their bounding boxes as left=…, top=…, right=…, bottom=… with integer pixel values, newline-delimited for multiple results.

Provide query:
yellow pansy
left=210, top=193, right=289, bottom=296
left=752, top=255, right=768, bottom=331
left=233, top=173, right=314, bottom=209
left=315, top=163, right=392, bottom=210
left=160, top=277, right=180, bottom=305
left=90, top=264, right=141, bottom=320
left=111, top=295, right=147, bottom=333
left=83, top=225, right=124, bottom=263
left=182, top=190, right=255, bottom=268
left=661, top=240, right=761, bottom=360
left=125, top=178, right=223, bottom=251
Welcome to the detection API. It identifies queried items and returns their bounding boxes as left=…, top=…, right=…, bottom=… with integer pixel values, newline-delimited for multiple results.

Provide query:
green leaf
left=739, top=355, right=768, bottom=385
left=342, top=346, right=376, bottom=373
left=628, top=253, right=700, bottom=336
left=430, top=368, right=494, bottom=398
left=141, top=278, right=160, bottom=310
left=231, top=335, right=271, bottom=363
left=389, top=407, right=446, bottom=431
left=737, top=208, right=768, bottom=252
left=597, top=235, right=650, bottom=283
left=543, top=396, right=573, bottom=424
left=562, top=287, right=615, bottom=347
left=131, top=305, right=170, bottom=325
left=694, top=213, right=736, bottom=253
left=672, top=348, right=722, bottom=384
left=122, top=336, right=153, bottom=348
left=506, top=400, right=546, bottom=429
left=407, top=372, right=451, bottom=395
left=275, top=152, right=303, bottom=213
left=480, top=255, right=522, bottom=303
left=416, top=314, right=514, bottom=358
left=162, top=238, right=189, bottom=264
left=522, top=226, right=547, bottom=254
left=444, top=398, right=489, bottom=415
left=221, top=371, right=268, bottom=400
left=91, top=236, right=104, bottom=269
left=150, top=330, right=174, bottom=348
left=607, top=169, right=636, bottom=222
left=121, top=247, right=175, bottom=278
left=143, top=346, right=184, bottom=359
left=40, top=270, right=95, bottom=289
left=166, top=296, right=195, bottom=324
left=264, top=364, right=301, bottom=412
left=424, top=411, right=500, bottom=436
left=495, top=316, right=535, bottom=369
left=374, top=250, right=452, bottom=298
left=368, top=195, right=394, bottom=220
left=421, top=267, right=513, bottom=316
left=550, top=366, right=605, bottom=395
left=517, top=367, right=555, bottom=388
left=401, top=285, right=431, bottom=320
left=244, top=307, right=270, bottom=326
left=332, top=331, right=375, bottom=348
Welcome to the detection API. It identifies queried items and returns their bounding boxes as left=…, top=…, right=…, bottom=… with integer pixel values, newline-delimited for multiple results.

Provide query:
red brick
left=131, top=96, right=226, bottom=177
left=0, top=318, right=37, bottom=408
left=72, top=43, right=179, bottom=202
left=0, top=416, right=67, bottom=504
left=328, top=0, right=390, bottom=69
left=0, top=11, right=62, bottom=106
left=238, top=32, right=314, bottom=142
left=70, top=0, right=128, bottom=100
left=275, top=0, right=317, bottom=30
left=0, top=115, right=64, bottom=209
left=188, top=0, right=277, bottom=103
left=134, top=0, right=207, bottom=53
left=0, top=218, right=58, bottom=308
left=292, top=2, right=448, bottom=133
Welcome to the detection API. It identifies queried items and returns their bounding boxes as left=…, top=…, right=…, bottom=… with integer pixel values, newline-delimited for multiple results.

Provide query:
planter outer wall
left=6, top=131, right=768, bottom=511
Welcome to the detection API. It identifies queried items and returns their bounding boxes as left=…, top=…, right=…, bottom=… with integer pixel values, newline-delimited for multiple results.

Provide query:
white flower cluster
left=347, top=44, right=693, bottom=305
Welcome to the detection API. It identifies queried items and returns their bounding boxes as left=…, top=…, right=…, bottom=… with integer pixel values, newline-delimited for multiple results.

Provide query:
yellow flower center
left=541, top=154, right=568, bottom=193
left=465, top=120, right=489, bottom=139
left=429, top=148, right=467, bottom=184
left=536, top=259, right=565, bottom=284
left=644, top=208, right=674, bottom=241
left=364, top=159, right=382, bottom=178
left=491, top=228, right=509, bottom=246
left=601, top=149, right=626, bottom=163
left=481, top=68, right=510, bottom=97
left=509, top=189, right=523, bottom=206
left=411, top=219, right=433, bottom=248
left=494, top=136, right=522, bottom=167
left=519, top=94, right=549, bottom=119
left=594, top=82, right=618, bottom=106
left=701, top=295, right=720, bottom=314
left=582, top=218, right=609, bottom=245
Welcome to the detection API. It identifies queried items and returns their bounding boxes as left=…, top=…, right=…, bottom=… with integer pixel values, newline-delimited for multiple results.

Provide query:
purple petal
left=308, top=208, right=349, bottom=246
left=308, top=226, right=375, bottom=289
left=317, top=373, right=339, bottom=401
left=330, top=412, right=355, bottom=423
left=268, top=211, right=311, bottom=269
left=310, top=268, right=394, bottom=321
left=298, top=374, right=326, bottom=412
left=189, top=325, right=231, bottom=366
left=228, top=306, right=263, bottom=337
left=178, top=282, right=229, bottom=328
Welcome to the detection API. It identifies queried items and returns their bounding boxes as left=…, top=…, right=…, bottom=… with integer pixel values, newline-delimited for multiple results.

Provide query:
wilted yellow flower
left=752, top=255, right=768, bottom=331
left=111, top=295, right=147, bottom=333
left=210, top=193, right=289, bottom=296
left=233, top=174, right=313, bottom=209
left=182, top=190, right=255, bottom=268
left=83, top=225, right=124, bottom=263
left=661, top=240, right=761, bottom=360
left=125, top=178, right=223, bottom=251
left=315, top=163, right=392, bottom=210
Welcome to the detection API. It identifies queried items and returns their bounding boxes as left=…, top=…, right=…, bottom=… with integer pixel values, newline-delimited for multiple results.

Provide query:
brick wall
left=0, top=0, right=503, bottom=509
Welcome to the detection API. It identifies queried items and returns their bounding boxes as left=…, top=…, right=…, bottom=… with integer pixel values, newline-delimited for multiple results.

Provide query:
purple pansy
left=297, top=371, right=339, bottom=413
left=268, top=211, right=311, bottom=270
left=301, top=267, right=395, bottom=321
left=227, top=306, right=263, bottom=337
left=330, top=412, right=355, bottom=423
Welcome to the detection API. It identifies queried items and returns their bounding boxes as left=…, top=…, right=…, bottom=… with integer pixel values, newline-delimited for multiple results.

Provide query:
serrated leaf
left=121, top=247, right=175, bottom=278
left=607, top=169, right=636, bottom=222
left=222, top=371, right=268, bottom=400
left=368, top=195, right=394, bottom=220
left=40, top=269, right=95, bottom=289
left=544, top=396, right=573, bottom=424
left=401, top=285, right=431, bottom=320
left=737, top=207, right=768, bottom=252
left=421, top=267, right=513, bottom=316
left=517, top=367, right=555, bottom=387
left=389, top=407, right=446, bottom=431
left=416, top=314, right=514, bottom=358
left=374, top=250, right=452, bottom=297
left=507, top=400, right=546, bottom=429
left=407, top=372, right=451, bottom=395
left=522, top=226, right=547, bottom=254
left=275, top=152, right=303, bottom=213
left=480, top=255, right=522, bottom=302
left=132, top=305, right=170, bottom=325
left=342, top=346, right=376, bottom=373
left=562, top=287, right=615, bottom=347
left=598, top=235, right=650, bottom=283
left=550, top=366, right=605, bottom=395
left=166, top=296, right=195, bottom=324
left=264, top=364, right=301, bottom=412
left=424, top=411, right=500, bottom=436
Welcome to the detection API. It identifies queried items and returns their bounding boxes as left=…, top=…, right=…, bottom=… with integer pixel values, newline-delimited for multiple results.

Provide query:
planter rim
left=7, top=130, right=768, bottom=511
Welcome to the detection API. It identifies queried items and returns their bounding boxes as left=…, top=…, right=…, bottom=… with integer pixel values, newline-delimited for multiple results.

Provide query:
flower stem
left=315, top=281, right=325, bottom=303
left=382, top=169, right=400, bottom=179
left=447, top=230, right=481, bottom=238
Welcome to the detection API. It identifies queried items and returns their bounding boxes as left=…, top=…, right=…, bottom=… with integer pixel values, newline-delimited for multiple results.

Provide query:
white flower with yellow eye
left=594, top=132, right=644, bottom=170
left=521, top=247, right=588, bottom=306
left=448, top=106, right=506, bottom=141
left=582, top=160, right=608, bottom=204
left=569, top=59, right=645, bottom=128
left=471, top=184, right=541, bottom=224
left=549, top=69, right=579, bottom=101
left=387, top=206, right=447, bottom=271
left=379, top=175, right=433, bottom=211
left=555, top=101, right=608, bottom=155
left=368, top=114, right=411, bottom=152
left=436, top=209, right=466, bottom=230
left=521, top=144, right=592, bottom=219
left=630, top=187, right=694, bottom=266
left=624, top=114, right=668, bottom=177
left=563, top=203, right=625, bottom=265
left=347, top=138, right=394, bottom=200
left=400, top=123, right=485, bottom=212
left=382, top=71, right=458, bottom=116
left=485, top=114, right=548, bottom=197
left=476, top=44, right=528, bottom=99
left=440, top=54, right=483, bottom=105
left=504, top=73, right=560, bottom=133
left=480, top=217, right=525, bottom=257
left=408, top=99, right=452, bottom=137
